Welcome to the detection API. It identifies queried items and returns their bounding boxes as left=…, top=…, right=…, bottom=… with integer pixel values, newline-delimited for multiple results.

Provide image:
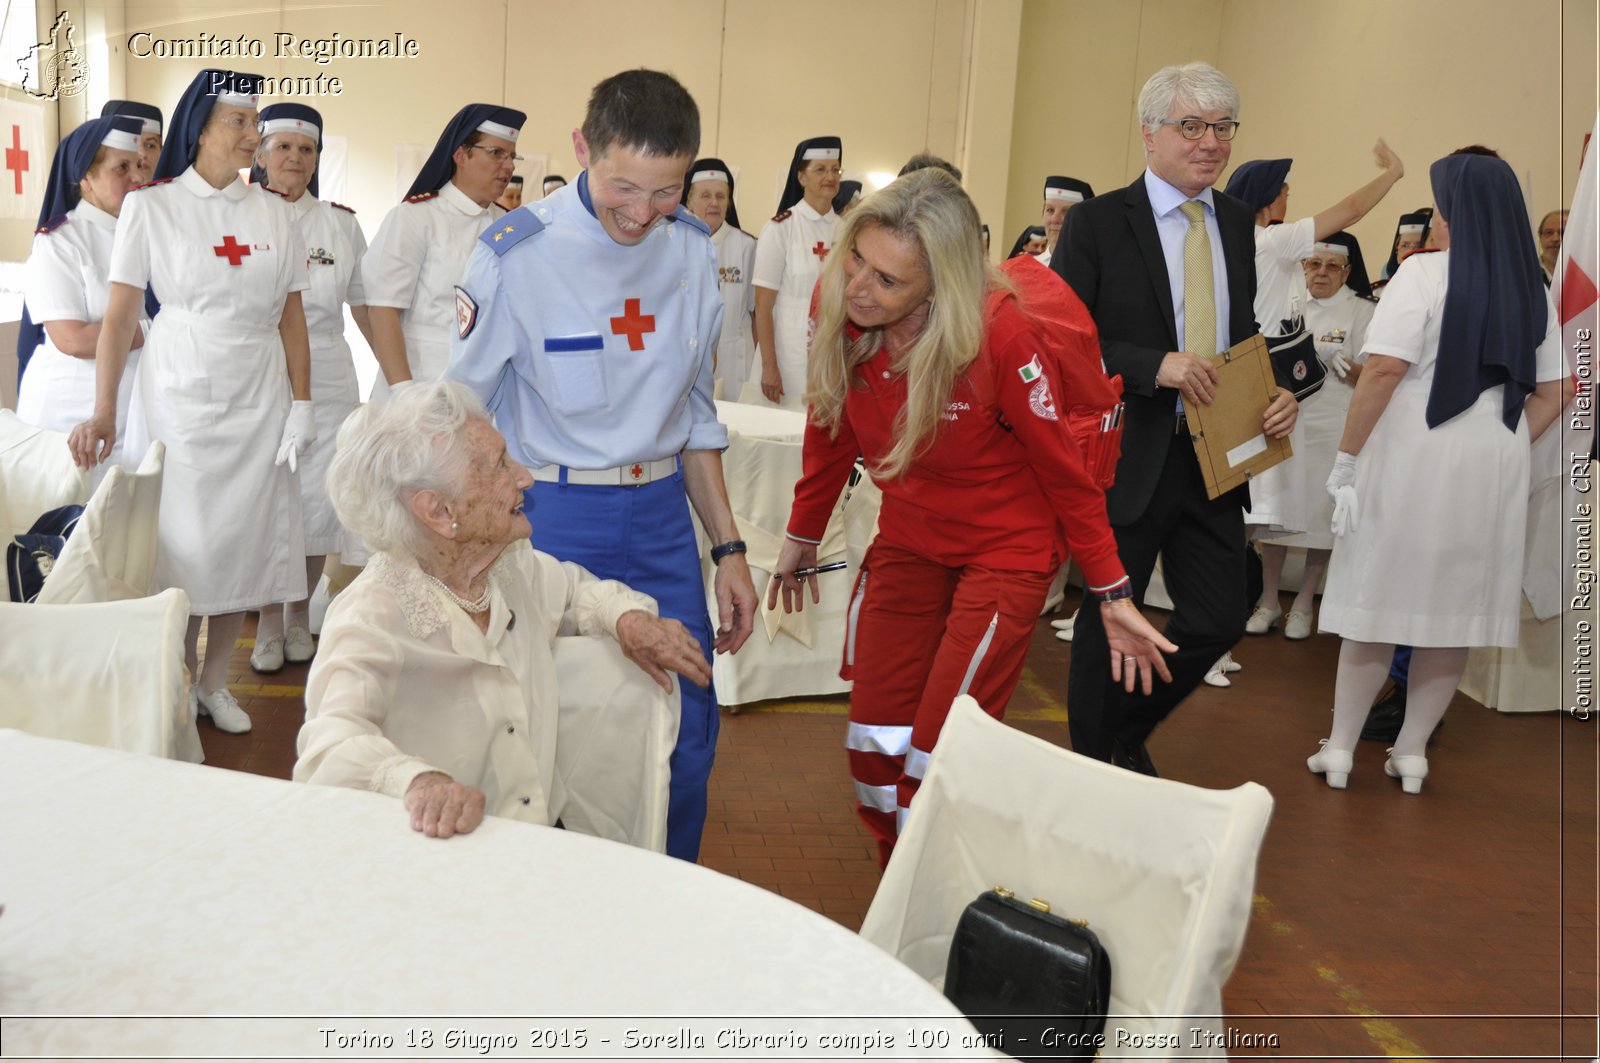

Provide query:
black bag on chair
left=944, top=887, right=1111, bottom=1062
left=6, top=504, right=83, bottom=603
left=1267, top=316, right=1326, bottom=401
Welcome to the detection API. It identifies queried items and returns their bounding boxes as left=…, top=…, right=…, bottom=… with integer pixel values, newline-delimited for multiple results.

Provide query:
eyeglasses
left=466, top=145, right=524, bottom=164
left=1155, top=118, right=1240, bottom=141
left=1301, top=258, right=1350, bottom=272
left=208, top=114, right=253, bottom=132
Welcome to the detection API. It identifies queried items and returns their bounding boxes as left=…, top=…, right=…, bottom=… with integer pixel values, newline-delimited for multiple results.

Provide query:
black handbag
left=6, top=504, right=83, bottom=603
left=1267, top=317, right=1326, bottom=401
left=944, top=887, right=1112, bottom=1062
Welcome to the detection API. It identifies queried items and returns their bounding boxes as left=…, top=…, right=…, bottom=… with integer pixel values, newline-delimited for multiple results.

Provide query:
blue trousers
left=525, top=470, right=717, bottom=862
left=1391, top=645, right=1412, bottom=686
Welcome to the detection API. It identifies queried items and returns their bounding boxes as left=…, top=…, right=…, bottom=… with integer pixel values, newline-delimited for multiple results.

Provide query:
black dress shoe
left=1360, top=683, right=1443, bottom=746
left=1110, top=739, right=1159, bottom=777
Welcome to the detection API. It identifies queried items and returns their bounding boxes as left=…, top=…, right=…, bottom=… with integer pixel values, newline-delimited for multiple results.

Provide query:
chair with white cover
left=552, top=635, right=680, bottom=852
left=861, top=696, right=1274, bottom=1058
left=0, top=586, right=201, bottom=761
left=0, top=410, right=91, bottom=600
left=35, top=441, right=164, bottom=604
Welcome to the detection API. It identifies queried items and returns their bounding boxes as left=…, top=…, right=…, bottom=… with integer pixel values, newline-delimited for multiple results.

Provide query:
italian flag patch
left=1018, top=354, right=1044, bottom=383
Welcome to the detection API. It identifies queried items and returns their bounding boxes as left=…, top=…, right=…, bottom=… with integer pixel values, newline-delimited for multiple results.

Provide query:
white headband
left=216, top=92, right=257, bottom=109
left=691, top=169, right=730, bottom=186
left=259, top=117, right=319, bottom=144
left=476, top=119, right=520, bottom=143
left=102, top=127, right=141, bottom=153
left=1311, top=242, right=1349, bottom=258
left=1044, top=188, right=1084, bottom=204
left=801, top=147, right=840, bottom=160
left=138, top=118, right=160, bottom=137
left=1398, top=223, right=1425, bottom=235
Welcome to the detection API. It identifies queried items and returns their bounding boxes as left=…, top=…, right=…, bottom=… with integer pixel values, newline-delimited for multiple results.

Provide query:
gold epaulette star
left=493, top=224, right=515, bottom=242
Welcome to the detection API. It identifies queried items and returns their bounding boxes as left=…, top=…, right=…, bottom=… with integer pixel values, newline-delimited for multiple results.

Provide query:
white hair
left=1137, top=61, right=1240, bottom=129
left=326, top=381, right=485, bottom=559
left=253, top=128, right=318, bottom=171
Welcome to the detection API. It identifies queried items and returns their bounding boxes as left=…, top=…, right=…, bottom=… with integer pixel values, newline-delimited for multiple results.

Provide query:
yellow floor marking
left=230, top=683, right=306, bottom=699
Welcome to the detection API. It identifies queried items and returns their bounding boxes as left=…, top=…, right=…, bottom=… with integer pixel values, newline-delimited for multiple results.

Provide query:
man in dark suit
left=1054, top=61, right=1298, bottom=773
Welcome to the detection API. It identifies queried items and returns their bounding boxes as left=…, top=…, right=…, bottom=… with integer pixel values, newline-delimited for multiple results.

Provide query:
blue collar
left=577, top=170, right=597, bottom=219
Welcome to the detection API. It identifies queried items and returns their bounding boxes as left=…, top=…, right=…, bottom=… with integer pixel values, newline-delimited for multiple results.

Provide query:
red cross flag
left=0, top=98, right=45, bottom=219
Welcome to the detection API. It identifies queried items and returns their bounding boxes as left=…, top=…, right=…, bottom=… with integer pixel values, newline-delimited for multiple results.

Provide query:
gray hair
left=253, top=128, right=319, bottom=171
left=326, top=381, right=486, bottom=559
left=1137, top=61, right=1240, bottom=129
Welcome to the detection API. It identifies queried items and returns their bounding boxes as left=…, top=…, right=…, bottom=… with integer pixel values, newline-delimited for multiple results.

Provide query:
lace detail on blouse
left=367, top=549, right=524, bottom=640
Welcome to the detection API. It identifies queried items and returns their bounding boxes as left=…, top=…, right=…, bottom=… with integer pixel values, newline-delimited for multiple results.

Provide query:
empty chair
left=861, top=696, right=1273, bottom=1058
left=36, top=441, right=163, bottom=604
left=551, top=635, right=679, bottom=852
left=0, top=586, right=200, bottom=761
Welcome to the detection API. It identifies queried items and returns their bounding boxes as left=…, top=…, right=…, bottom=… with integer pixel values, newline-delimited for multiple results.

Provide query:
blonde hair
left=807, top=168, right=1002, bottom=480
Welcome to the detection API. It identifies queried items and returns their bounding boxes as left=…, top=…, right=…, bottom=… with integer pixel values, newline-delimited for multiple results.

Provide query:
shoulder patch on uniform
left=455, top=286, right=478, bottom=339
left=130, top=177, right=176, bottom=193
left=1358, top=292, right=1379, bottom=303
left=479, top=205, right=543, bottom=256
left=329, top=201, right=356, bottom=214
left=404, top=190, right=439, bottom=204
left=669, top=204, right=710, bottom=237
left=1018, top=353, right=1044, bottom=383
left=35, top=212, right=68, bottom=235
left=771, top=209, right=792, bottom=223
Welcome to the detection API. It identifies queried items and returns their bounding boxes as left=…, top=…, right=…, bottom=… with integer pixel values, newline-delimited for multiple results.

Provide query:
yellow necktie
left=1179, top=200, right=1216, bottom=357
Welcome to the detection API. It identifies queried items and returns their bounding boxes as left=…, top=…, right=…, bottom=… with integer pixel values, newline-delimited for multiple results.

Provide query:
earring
left=450, top=520, right=459, bottom=535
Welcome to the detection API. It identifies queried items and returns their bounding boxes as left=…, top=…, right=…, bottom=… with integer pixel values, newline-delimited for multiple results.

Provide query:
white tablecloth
left=0, top=731, right=982, bottom=1059
left=701, top=401, right=880, bottom=706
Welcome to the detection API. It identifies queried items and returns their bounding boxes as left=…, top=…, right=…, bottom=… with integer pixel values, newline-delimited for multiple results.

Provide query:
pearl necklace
left=421, top=571, right=492, bottom=614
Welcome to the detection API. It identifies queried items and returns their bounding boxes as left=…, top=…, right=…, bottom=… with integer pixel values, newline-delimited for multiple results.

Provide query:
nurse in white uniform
left=100, top=100, right=163, bottom=187
left=1251, top=235, right=1374, bottom=637
left=360, top=104, right=525, bottom=402
left=684, top=157, right=756, bottom=399
left=16, top=115, right=147, bottom=472
left=68, top=69, right=317, bottom=736
left=1306, top=151, right=1573, bottom=795
left=751, top=135, right=841, bottom=409
left=247, top=103, right=376, bottom=674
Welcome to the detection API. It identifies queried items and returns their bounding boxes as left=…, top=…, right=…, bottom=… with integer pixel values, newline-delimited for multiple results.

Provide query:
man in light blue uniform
left=446, top=69, right=756, bottom=861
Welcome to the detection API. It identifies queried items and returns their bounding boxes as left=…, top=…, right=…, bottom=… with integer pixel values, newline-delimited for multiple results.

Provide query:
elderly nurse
left=247, top=103, right=375, bottom=673
left=69, top=69, right=316, bottom=735
left=15, top=115, right=146, bottom=465
left=296, top=382, right=710, bottom=838
left=360, top=104, right=525, bottom=402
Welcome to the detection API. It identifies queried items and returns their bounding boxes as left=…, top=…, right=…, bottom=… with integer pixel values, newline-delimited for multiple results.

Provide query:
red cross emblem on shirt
left=5, top=125, right=28, bottom=196
left=609, top=298, right=655, bottom=351
left=629, top=463, right=644, bottom=481
left=811, top=241, right=829, bottom=261
left=214, top=236, right=251, bottom=266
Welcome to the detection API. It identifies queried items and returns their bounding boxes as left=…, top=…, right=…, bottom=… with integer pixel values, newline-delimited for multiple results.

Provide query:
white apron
left=748, top=200, right=837, bottom=409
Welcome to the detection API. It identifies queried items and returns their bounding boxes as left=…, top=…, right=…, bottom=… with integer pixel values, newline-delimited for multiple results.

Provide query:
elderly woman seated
left=295, top=381, right=710, bottom=839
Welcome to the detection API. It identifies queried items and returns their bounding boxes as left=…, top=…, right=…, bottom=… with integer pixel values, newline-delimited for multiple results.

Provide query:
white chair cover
left=0, top=411, right=91, bottom=597
left=0, top=586, right=200, bottom=761
left=36, top=441, right=164, bottom=605
left=861, top=696, right=1274, bottom=1058
left=552, top=635, right=679, bottom=852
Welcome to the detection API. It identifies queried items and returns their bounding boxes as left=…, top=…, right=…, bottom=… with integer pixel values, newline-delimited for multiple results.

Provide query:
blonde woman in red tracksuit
left=768, top=169, right=1176, bottom=866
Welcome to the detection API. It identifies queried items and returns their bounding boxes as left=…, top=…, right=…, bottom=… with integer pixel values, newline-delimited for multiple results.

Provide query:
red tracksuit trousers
left=841, top=540, right=1053, bottom=867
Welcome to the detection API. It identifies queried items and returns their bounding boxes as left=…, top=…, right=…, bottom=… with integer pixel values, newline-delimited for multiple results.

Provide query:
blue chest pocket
left=542, top=334, right=607, bottom=415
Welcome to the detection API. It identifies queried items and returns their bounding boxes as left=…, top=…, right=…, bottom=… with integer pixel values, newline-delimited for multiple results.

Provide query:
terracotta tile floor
left=204, top=593, right=1598, bottom=1060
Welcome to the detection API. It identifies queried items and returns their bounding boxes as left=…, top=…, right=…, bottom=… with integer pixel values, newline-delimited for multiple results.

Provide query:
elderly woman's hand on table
left=404, top=772, right=486, bottom=839
left=616, top=610, right=712, bottom=693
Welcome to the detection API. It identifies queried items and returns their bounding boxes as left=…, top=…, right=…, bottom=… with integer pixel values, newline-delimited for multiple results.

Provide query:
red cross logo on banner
left=812, top=241, right=829, bottom=261
left=5, top=126, right=28, bottom=195
left=214, top=236, right=251, bottom=266
left=609, top=298, right=655, bottom=351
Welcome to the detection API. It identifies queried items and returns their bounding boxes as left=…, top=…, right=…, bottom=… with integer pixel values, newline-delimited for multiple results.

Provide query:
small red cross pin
left=214, top=235, right=251, bottom=266
left=629, top=463, right=644, bottom=480
left=811, top=241, right=829, bottom=260
left=609, top=298, right=656, bottom=351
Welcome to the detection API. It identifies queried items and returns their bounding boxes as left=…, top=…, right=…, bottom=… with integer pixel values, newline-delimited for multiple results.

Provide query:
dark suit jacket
left=1053, top=174, right=1263, bottom=525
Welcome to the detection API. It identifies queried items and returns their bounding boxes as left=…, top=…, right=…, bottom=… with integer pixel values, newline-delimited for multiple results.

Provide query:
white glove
left=1323, top=350, right=1353, bottom=379
left=1326, top=450, right=1359, bottom=536
left=275, top=400, right=317, bottom=473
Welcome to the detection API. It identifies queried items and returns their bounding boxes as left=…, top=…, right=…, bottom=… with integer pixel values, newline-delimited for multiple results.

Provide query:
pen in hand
left=790, top=561, right=849, bottom=579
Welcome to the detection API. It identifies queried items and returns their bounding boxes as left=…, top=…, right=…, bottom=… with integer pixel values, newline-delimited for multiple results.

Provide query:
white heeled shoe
left=1384, top=749, right=1429, bottom=794
left=284, top=625, right=316, bottom=664
left=1284, top=610, right=1313, bottom=640
left=1203, top=658, right=1231, bottom=687
left=1051, top=610, right=1078, bottom=642
left=1245, top=604, right=1282, bottom=635
left=249, top=634, right=285, bottom=674
left=197, top=687, right=252, bottom=734
left=1306, top=739, right=1353, bottom=789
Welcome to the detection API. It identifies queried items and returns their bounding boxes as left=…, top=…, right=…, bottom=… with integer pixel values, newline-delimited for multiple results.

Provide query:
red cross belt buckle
left=629, top=463, right=645, bottom=481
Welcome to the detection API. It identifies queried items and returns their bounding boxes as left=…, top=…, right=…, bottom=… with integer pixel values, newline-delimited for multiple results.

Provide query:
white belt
left=530, top=456, right=678, bottom=486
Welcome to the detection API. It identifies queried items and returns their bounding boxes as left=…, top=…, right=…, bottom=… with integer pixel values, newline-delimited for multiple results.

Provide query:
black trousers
left=1068, top=429, right=1249, bottom=760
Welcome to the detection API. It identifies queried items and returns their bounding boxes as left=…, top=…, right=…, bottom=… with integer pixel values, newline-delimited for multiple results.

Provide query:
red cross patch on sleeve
left=455, top=286, right=478, bottom=340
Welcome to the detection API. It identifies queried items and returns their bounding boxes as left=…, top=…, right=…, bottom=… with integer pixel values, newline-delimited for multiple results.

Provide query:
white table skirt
left=0, top=731, right=983, bottom=1059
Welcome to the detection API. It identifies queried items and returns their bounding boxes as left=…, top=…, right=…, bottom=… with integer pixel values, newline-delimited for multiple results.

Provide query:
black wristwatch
left=710, top=540, right=748, bottom=565
left=1095, top=579, right=1134, bottom=603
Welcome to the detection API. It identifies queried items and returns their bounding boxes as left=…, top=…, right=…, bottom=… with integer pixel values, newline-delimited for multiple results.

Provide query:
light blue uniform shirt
left=445, top=175, right=727, bottom=469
